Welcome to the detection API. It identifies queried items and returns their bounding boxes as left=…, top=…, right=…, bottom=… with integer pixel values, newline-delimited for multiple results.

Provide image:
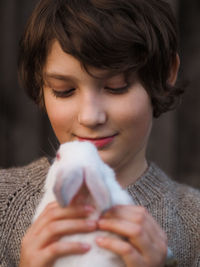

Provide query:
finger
left=102, top=206, right=153, bottom=228
left=35, top=219, right=97, bottom=249
left=39, top=241, right=91, bottom=266
left=96, top=236, right=145, bottom=267
left=38, top=202, right=94, bottom=223
left=98, top=218, right=151, bottom=254
left=32, top=204, right=95, bottom=235
left=101, top=204, right=137, bottom=218
left=101, top=206, right=154, bottom=236
left=98, top=217, right=167, bottom=264
left=102, top=206, right=167, bottom=246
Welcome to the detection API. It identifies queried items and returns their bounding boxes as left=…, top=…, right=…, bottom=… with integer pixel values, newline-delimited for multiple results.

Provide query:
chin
left=97, top=149, right=117, bottom=169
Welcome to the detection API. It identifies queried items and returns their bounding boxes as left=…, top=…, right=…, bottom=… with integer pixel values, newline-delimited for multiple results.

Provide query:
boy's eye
left=51, top=84, right=129, bottom=98
left=52, top=88, right=75, bottom=98
left=105, top=85, right=129, bottom=94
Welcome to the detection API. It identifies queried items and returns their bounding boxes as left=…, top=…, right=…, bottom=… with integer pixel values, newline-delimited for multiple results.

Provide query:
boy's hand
left=96, top=205, right=167, bottom=267
left=19, top=202, right=97, bottom=267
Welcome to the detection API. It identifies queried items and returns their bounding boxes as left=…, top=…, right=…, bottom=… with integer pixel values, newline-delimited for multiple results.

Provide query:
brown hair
left=18, top=0, right=183, bottom=117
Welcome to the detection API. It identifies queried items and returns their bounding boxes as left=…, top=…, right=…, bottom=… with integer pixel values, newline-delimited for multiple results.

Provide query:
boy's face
left=43, top=40, right=153, bottom=183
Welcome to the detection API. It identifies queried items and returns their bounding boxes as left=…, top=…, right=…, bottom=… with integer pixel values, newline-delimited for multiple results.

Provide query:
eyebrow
left=44, top=72, right=79, bottom=82
left=44, top=70, right=125, bottom=83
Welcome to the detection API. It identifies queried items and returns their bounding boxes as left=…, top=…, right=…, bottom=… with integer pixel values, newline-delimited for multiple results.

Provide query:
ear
left=84, top=166, right=112, bottom=212
left=168, top=53, right=180, bottom=86
left=53, top=168, right=84, bottom=207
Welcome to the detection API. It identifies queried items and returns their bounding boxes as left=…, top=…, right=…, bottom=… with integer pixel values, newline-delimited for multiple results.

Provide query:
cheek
left=43, top=92, right=77, bottom=141
left=112, top=92, right=153, bottom=136
left=132, top=103, right=152, bottom=141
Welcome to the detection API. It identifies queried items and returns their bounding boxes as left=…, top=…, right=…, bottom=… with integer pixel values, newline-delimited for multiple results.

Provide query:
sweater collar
left=126, top=162, right=172, bottom=207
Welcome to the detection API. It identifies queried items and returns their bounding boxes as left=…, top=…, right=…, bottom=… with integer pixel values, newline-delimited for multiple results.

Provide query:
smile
left=77, top=134, right=117, bottom=148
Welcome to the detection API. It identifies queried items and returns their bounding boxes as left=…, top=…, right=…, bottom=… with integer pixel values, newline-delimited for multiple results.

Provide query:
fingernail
left=98, top=219, right=106, bottom=226
left=81, top=243, right=91, bottom=251
left=84, top=205, right=95, bottom=213
left=86, top=220, right=97, bottom=228
left=96, top=237, right=104, bottom=245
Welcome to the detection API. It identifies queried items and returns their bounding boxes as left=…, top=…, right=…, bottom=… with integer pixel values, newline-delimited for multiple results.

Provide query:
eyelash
left=52, top=88, right=75, bottom=98
left=51, top=85, right=130, bottom=98
left=105, top=85, right=129, bottom=94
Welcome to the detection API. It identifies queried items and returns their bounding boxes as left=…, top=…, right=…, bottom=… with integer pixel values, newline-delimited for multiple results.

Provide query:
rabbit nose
left=78, top=93, right=107, bottom=127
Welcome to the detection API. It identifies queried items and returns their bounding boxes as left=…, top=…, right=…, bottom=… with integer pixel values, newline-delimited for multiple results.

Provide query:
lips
left=77, top=134, right=117, bottom=148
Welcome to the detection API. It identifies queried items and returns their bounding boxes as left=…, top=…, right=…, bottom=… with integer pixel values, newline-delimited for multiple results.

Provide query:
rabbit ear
left=53, top=168, right=84, bottom=207
left=84, top=166, right=112, bottom=212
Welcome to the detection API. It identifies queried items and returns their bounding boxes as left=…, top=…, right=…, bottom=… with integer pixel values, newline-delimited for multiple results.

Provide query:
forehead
left=44, top=40, right=124, bottom=80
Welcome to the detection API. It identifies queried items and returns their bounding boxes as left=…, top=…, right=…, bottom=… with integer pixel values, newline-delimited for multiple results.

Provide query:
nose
left=78, top=93, right=107, bottom=128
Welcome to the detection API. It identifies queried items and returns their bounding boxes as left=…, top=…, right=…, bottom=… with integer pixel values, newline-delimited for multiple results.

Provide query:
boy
left=1, top=0, right=199, bottom=266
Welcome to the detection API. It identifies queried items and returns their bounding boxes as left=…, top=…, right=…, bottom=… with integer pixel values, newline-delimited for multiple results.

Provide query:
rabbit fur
left=33, top=141, right=134, bottom=267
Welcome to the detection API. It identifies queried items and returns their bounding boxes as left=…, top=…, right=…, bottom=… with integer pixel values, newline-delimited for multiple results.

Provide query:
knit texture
left=0, top=158, right=200, bottom=266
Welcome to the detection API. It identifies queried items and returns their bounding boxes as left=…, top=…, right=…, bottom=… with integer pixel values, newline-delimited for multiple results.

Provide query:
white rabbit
left=33, top=140, right=134, bottom=267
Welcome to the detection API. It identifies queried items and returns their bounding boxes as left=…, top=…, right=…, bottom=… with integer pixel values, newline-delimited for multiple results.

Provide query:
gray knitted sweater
left=0, top=158, right=200, bottom=267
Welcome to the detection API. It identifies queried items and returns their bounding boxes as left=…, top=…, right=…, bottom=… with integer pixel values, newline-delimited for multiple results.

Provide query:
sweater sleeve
left=126, top=163, right=200, bottom=267
left=193, top=253, right=200, bottom=267
left=0, top=158, right=49, bottom=267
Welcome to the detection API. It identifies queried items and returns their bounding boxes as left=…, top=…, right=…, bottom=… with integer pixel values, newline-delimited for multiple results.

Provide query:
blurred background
left=0, top=0, right=200, bottom=189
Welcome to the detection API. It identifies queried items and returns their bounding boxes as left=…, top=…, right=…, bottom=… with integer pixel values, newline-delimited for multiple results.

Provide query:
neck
left=115, top=150, right=148, bottom=188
